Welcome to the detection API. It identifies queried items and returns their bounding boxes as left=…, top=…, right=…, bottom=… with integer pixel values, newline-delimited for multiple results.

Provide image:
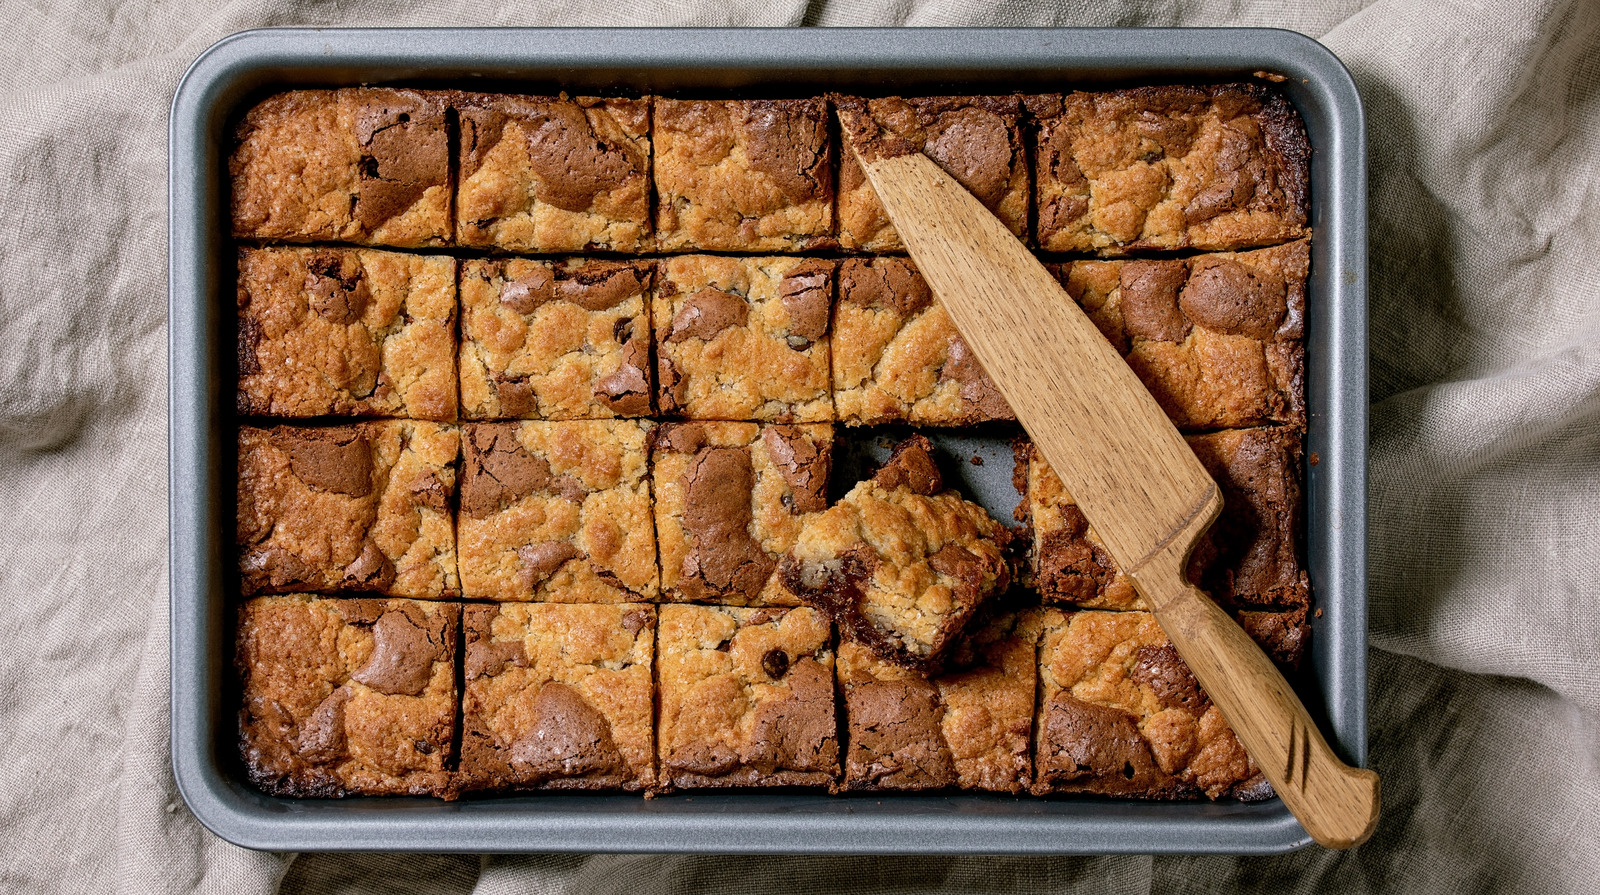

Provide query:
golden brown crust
left=653, top=256, right=835, bottom=422
left=237, top=596, right=458, bottom=798
left=835, top=95, right=1029, bottom=252
left=230, top=89, right=451, bottom=247
left=236, top=247, right=457, bottom=420
left=653, top=99, right=835, bottom=252
left=1029, top=83, right=1309, bottom=255
left=459, top=258, right=653, bottom=420
left=656, top=605, right=838, bottom=789
left=456, top=421, right=657, bottom=603
left=458, top=603, right=656, bottom=792
left=237, top=422, right=460, bottom=599
left=455, top=94, right=651, bottom=252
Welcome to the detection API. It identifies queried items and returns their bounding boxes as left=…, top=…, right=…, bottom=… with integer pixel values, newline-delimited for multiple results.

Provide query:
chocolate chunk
left=593, top=329, right=652, bottom=416
left=279, top=427, right=373, bottom=497
left=667, top=288, right=748, bottom=343
left=353, top=92, right=447, bottom=232
left=350, top=608, right=439, bottom=697
left=778, top=261, right=832, bottom=345
left=761, top=426, right=828, bottom=514
left=499, top=266, right=556, bottom=314
left=743, top=658, right=837, bottom=774
left=557, top=263, right=647, bottom=312
left=925, top=105, right=1014, bottom=208
left=521, top=103, right=640, bottom=213
left=679, top=446, right=775, bottom=601
left=840, top=257, right=932, bottom=315
left=927, top=543, right=982, bottom=584
left=509, top=682, right=625, bottom=778
left=409, top=471, right=450, bottom=514
left=302, top=253, right=371, bottom=325
left=940, top=337, right=1014, bottom=419
left=518, top=541, right=581, bottom=587
left=461, top=425, right=552, bottom=518
left=1119, top=260, right=1193, bottom=342
left=1037, top=515, right=1117, bottom=604
left=491, top=374, right=537, bottom=417
left=1179, top=258, right=1287, bottom=339
left=1129, top=644, right=1210, bottom=714
left=1039, top=692, right=1168, bottom=793
left=341, top=538, right=396, bottom=591
left=740, top=99, right=828, bottom=203
left=847, top=677, right=955, bottom=789
left=761, top=648, right=791, bottom=680
left=872, top=434, right=943, bottom=495
left=551, top=474, right=587, bottom=504
left=296, top=687, right=351, bottom=761
left=622, top=609, right=651, bottom=636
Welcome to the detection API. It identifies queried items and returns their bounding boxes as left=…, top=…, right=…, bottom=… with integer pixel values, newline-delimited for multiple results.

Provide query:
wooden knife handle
left=1133, top=541, right=1381, bottom=849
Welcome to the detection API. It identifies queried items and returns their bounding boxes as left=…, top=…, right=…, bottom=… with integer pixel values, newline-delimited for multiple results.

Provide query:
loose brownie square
left=237, top=595, right=459, bottom=798
left=1052, top=239, right=1308, bottom=430
left=459, top=603, right=656, bottom=792
left=231, top=89, right=451, bottom=247
left=236, top=247, right=457, bottom=420
left=1033, top=608, right=1306, bottom=800
left=654, top=255, right=834, bottom=422
left=652, top=422, right=831, bottom=607
left=1026, top=426, right=1309, bottom=611
left=459, top=259, right=653, bottom=420
left=779, top=435, right=1011, bottom=672
left=833, top=95, right=1029, bottom=252
left=839, top=610, right=1040, bottom=793
left=656, top=605, right=838, bottom=789
left=455, top=93, right=651, bottom=252
left=457, top=421, right=657, bottom=603
left=237, top=422, right=460, bottom=599
left=832, top=256, right=1012, bottom=425
left=1029, top=84, right=1309, bottom=254
left=653, top=98, right=835, bottom=252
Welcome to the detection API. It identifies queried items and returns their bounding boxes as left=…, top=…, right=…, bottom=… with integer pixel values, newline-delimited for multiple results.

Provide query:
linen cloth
left=1, top=0, right=1596, bottom=891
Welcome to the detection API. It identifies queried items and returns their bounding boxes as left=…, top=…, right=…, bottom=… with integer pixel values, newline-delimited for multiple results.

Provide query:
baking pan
left=169, top=26, right=1367, bottom=854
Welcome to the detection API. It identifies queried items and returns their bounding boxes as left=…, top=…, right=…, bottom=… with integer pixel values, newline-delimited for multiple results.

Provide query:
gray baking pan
left=169, top=26, right=1367, bottom=854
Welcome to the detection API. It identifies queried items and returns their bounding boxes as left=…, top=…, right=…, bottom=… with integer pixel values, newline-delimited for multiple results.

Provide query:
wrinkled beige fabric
left=1, top=1, right=1595, bottom=892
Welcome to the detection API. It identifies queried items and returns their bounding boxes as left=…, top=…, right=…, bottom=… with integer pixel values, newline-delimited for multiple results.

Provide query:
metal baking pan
left=170, top=26, right=1367, bottom=854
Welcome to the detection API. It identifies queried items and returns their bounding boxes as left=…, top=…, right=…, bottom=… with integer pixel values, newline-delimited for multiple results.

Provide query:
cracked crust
left=654, top=98, right=836, bottom=252
left=779, top=435, right=1011, bottom=672
left=657, top=605, right=838, bottom=789
left=1050, top=240, right=1307, bottom=430
left=237, top=422, right=460, bottom=599
left=457, top=421, right=657, bottom=603
left=236, top=247, right=457, bottom=420
left=1028, top=83, right=1309, bottom=255
left=834, top=95, right=1029, bottom=252
left=230, top=89, right=451, bottom=247
left=459, top=603, right=656, bottom=792
left=839, top=610, right=1040, bottom=792
left=459, top=258, right=653, bottom=420
left=653, top=256, right=835, bottom=422
left=652, top=422, right=832, bottom=607
left=832, top=256, right=1013, bottom=425
left=455, top=93, right=651, bottom=252
left=237, top=595, right=459, bottom=798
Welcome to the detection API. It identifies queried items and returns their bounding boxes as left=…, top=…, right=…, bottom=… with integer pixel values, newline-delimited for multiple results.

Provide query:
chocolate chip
left=872, top=434, right=943, bottom=495
left=414, top=739, right=433, bottom=755
left=761, top=648, right=791, bottom=680
left=350, top=608, right=440, bottom=697
left=279, top=427, right=374, bottom=497
left=667, top=288, right=748, bottom=343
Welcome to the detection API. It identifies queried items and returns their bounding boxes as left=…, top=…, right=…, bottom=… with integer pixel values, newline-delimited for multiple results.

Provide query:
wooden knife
left=841, top=113, right=1380, bottom=849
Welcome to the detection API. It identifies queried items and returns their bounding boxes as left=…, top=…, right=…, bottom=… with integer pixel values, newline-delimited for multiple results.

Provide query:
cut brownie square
left=459, top=603, right=656, bottom=792
left=654, top=255, right=834, bottom=422
left=1029, top=84, right=1309, bottom=254
left=653, top=98, right=835, bottom=252
left=779, top=435, right=1011, bottom=672
left=839, top=610, right=1040, bottom=793
left=652, top=422, right=831, bottom=607
left=459, top=258, right=653, bottom=420
left=656, top=604, right=838, bottom=789
left=236, top=595, right=459, bottom=798
left=1033, top=608, right=1306, bottom=800
left=1052, top=239, right=1307, bottom=430
left=832, top=256, right=1012, bottom=425
left=236, top=247, right=457, bottom=420
left=455, top=93, right=651, bottom=252
left=237, top=422, right=460, bottom=599
left=1027, top=426, right=1309, bottom=611
left=231, top=89, right=450, bottom=247
left=834, top=95, right=1029, bottom=252
left=457, top=421, right=657, bottom=603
